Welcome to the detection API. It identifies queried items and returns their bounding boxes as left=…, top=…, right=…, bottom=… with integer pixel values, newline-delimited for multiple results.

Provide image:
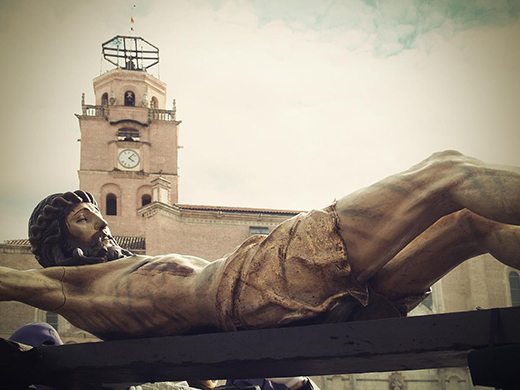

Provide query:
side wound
left=134, top=260, right=195, bottom=277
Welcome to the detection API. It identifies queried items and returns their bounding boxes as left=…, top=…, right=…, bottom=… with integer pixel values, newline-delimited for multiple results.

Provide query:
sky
left=0, top=0, right=519, bottom=241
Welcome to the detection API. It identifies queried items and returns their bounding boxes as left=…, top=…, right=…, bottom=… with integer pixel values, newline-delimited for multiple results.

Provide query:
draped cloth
left=216, top=206, right=370, bottom=331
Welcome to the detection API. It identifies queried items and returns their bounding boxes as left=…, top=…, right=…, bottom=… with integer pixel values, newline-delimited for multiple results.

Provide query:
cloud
left=239, top=0, right=520, bottom=57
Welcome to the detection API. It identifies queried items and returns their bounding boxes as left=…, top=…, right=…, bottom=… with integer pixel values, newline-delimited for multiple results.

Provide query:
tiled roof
left=114, top=236, right=146, bottom=250
left=4, top=237, right=145, bottom=251
left=4, top=239, right=29, bottom=246
left=175, top=203, right=301, bottom=215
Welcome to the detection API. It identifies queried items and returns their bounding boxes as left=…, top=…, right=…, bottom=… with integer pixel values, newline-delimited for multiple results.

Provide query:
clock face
left=118, top=149, right=140, bottom=169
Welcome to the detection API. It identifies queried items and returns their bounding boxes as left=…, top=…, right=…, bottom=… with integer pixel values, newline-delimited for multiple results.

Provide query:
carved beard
left=68, top=231, right=132, bottom=265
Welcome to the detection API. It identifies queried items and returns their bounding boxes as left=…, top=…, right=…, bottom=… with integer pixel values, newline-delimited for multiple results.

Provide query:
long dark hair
left=29, top=190, right=98, bottom=267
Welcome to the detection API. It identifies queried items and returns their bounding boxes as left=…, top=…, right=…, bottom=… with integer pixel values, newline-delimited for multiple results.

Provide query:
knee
left=423, top=150, right=474, bottom=176
left=427, top=150, right=465, bottom=163
left=413, top=151, right=466, bottom=172
left=450, top=209, right=494, bottom=240
left=403, top=151, right=474, bottom=195
left=451, top=209, right=478, bottom=230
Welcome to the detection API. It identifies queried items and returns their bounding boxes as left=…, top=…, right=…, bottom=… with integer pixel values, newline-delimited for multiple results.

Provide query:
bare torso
left=55, top=254, right=227, bottom=339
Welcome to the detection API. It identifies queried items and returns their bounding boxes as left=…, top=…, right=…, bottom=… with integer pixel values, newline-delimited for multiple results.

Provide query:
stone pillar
left=151, top=176, right=171, bottom=205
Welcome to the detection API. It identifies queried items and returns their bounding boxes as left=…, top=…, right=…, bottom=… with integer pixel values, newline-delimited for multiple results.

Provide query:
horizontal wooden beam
left=3, top=307, right=520, bottom=389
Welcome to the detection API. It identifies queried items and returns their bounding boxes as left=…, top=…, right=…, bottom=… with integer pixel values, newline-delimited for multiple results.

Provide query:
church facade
left=1, top=35, right=518, bottom=390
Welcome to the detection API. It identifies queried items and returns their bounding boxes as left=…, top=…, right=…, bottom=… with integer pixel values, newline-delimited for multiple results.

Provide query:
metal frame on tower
left=101, top=36, right=159, bottom=71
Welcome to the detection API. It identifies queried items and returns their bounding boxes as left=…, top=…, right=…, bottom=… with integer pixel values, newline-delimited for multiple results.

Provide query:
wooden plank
left=7, top=307, right=520, bottom=388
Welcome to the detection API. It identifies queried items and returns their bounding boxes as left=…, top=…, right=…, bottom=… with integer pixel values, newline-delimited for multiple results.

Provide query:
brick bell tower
left=77, top=36, right=181, bottom=237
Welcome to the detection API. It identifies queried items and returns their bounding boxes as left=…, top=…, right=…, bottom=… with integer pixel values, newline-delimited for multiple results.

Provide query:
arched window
left=142, top=194, right=152, bottom=207
left=125, top=91, right=135, bottom=106
left=509, top=271, right=520, bottom=306
left=46, top=311, right=59, bottom=332
left=151, top=96, right=159, bottom=109
left=106, top=193, right=117, bottom=216
left=117, top=128, right=140, bottom=142
left=101, top=93, right=109, bottom=106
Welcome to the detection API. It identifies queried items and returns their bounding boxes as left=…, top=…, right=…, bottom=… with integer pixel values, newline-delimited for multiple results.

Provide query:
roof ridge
left=175, top=203, right=301, bottom=214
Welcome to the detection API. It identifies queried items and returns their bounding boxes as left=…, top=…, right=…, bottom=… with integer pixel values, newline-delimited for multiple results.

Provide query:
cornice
left=0, top=244, right=31, bottom=254
left=140, top=202, right=292, bottom=226
left=76, top=113, right=106, bottom=120
left=93, top=68, right=167, bottom=91
left=78, top=170, right=178, bottom=179
left=110, top=169, right=149, bottom=179
left=108, top=140, right=152, bottom=147
left=109, top=119, right=149, bottom=127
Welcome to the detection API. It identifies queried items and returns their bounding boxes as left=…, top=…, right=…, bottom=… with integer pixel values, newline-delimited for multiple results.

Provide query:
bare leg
left=335, top=151, right=520, bottom=283
left=369, top=209, right=520, bottom=300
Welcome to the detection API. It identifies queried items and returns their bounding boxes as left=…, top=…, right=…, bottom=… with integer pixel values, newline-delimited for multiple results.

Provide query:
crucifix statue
left=1, top=151, right=519, bottom=340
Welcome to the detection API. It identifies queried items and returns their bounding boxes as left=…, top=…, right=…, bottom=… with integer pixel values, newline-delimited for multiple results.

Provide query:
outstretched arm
left=0, top=266, right=65, bottom=311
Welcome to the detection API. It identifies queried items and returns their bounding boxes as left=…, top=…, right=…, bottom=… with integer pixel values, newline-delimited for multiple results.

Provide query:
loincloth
left=216, top=205, right=370, bottom=331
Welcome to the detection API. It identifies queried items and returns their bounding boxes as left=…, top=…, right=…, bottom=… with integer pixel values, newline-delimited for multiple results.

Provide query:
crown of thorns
left=28, top=190, right=97, bottom=262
